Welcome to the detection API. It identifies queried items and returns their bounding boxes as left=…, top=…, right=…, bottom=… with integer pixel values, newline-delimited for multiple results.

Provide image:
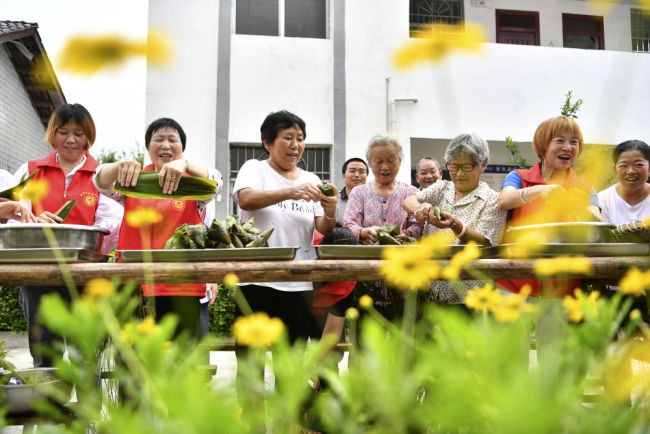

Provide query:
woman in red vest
left=14, top=103, right=123, bottom=367
left=496, top=116, right=601, bottom=298
left=94, top=118, right=222, bottom=339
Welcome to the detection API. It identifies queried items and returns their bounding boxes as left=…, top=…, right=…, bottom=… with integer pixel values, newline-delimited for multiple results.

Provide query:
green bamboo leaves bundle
left=0, top=169, right=39, bottom=200
left=376, top=223, right=416, bottom=245
left=164, top=216, right=273, bottom=249
left=114, top=171, right=217, bottom=200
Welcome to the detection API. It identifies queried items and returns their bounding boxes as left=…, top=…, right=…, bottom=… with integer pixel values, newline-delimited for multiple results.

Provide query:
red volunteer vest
left=28, top=151, right=100, bottom=226
left=496, top=163, right=593, bottom=297
left=117, top=164, right=205, bottom=297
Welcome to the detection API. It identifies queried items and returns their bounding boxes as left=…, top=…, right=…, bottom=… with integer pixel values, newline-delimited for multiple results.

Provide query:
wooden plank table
left=0, top=256, right=647, bottom=286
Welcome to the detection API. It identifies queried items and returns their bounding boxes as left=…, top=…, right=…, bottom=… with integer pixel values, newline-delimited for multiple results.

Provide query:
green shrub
left=209, top=285, right=235, bottom=337
left=0, top=286, right=27, bottom=333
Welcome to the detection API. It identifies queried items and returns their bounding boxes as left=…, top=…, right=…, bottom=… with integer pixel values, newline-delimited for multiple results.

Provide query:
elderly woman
left=344, top=135, right=422, bottom=317
left=497, top=115, right=600, bottom=297
left=598, top=140, right=650, bottom=226
left=95, top=117, right=222, bottom=339
left=403, top=133, right=506, bottom=304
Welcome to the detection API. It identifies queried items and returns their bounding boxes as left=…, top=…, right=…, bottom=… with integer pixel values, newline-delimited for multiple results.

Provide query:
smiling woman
left=598, top=140, right=650, bottom=226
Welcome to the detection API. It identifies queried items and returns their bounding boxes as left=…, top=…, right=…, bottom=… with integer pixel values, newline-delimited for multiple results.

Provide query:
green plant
left=0, top=287, right=27, bottom=333
left=93, top=143, right=145, bottom=167
left=209, top=285, right=235, bottom=337
left=505, top=135, right=530, bottom=169
left=561, top=90, right=584, bottom=119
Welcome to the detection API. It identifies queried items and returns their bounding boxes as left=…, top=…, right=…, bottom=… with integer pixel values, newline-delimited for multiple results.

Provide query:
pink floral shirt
left=344, top=182, right=422, bottom=239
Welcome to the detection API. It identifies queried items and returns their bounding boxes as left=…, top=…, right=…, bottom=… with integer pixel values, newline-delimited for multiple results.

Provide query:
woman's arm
left=237, top=183, right=322, bottom=211
left=498, top=185, right=561, bottom=210
left=95, top=161, right=142, bottom=190
left=430, top=211, right=491, bottom=246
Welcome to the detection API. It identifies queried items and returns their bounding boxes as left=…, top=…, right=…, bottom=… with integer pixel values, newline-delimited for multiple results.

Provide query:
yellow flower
left=58, top=31, right=171, bottom=75
left=20, top=178, right=49, bottom=203
left=394, top=22, right=487, bottom=68
left=418, top=232, right=455, bottom=257
left=502, top=231, right=548, bottom=259
left=533, top=255, right=593, bottom=277
left=563, top=292, right=585, bottom=323
left=125, top=206, right=163, bottom=228
left=618, top=267, right=650, bottom=297
left=379, top=244, right=441, bottom=291
left=491, top=285, right=536, bottom=323
left=466, top=283, right=502, bottom=313
left=136, top=316, right=160, bottom=335
left=630, top=309, right=641, bottom=321
left=84, top=278, right=114, bottom=299
left=441, top=242, right=481, bottom=281
left=233, top=312, right=285, bottom=348
left=346, top=307, right=359, bottom=321
left=223, top=273, right=240, bottom=289
left=121, top=323, right=135, bottom=346
left=358, top=295, right=373, bottom=310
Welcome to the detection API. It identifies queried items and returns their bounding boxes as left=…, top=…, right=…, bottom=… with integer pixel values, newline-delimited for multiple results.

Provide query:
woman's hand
left=0, top=199, right=37, bottom=223
left=413, top=203, right=433, bottom=224
left=396, top=230, right=412, bottom=241
left=115, top=160, right=143, bottom=188
left=360, top=226, right=380, bottom=245
left=37, top=211, right=63, bottom=224
left=317, top=183, right=339, bottom=217
left=427, top=210, right=455, bottom=229
left=288, top=183, right=322, bottom=202
left=158, top=159, right=188, bottom=195
left=207, top=283, right=219, bottom=306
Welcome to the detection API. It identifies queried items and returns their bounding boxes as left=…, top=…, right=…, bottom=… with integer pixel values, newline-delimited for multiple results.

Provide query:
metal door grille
left=409, top=0, right=464, bottom=37
left=632, top=9, right=650, bottom=52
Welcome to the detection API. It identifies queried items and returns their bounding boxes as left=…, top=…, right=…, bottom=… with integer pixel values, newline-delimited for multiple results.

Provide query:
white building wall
left=145, top=0, right=220, bottom=166
left=0, top=46, right=49, bottom=174
left=147, top=0, right=650, bottom=189
left=229, top=35, right=333, bottom=145
left=465, top=0, right=637, bottom=52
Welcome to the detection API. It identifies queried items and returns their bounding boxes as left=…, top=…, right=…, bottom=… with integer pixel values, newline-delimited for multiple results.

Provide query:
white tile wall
left=0, top=45, right=51, bottom=174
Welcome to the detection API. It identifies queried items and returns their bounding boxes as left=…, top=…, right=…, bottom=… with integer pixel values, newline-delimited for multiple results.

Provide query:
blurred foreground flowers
left=393, top=22, right=487, bottom=68
left=57, top=31, right=171, bottom=74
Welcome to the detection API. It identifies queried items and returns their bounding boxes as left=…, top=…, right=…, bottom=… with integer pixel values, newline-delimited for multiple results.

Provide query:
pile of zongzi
left=164, top=215, right=273, bottom=249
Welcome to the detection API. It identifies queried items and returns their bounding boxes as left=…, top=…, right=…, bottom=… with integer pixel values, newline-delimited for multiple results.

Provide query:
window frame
left=631, top=8, right=650, bottom=53
left=562, top=13, right=605, bottom=50
left=495, top=9, right=540, bottom=46
left=233, top=0, right=329, bottom=39
left=409, top=0, right=464, bottom=38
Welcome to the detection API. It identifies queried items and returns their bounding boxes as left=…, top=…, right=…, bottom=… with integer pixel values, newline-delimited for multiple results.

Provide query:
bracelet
left=323, top=213, right=335, bottom=221
left=456, top=219, right=467, bottom=238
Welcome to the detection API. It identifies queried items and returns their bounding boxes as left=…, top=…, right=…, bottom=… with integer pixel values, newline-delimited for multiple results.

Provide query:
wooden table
left=0, top=256, right=648, bottom=286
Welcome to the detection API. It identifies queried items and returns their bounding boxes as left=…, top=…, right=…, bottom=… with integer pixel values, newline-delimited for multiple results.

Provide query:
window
left=229, top=144, right=331, bottom=213
left=235, top=0, right=327, bottom=39
left=495, top=10, right=539, bottom=46
left=631, top=9, right=650, bottom=52
left=563, top=13, right=604, bottom=50
left=409, top=0, right=464, bottom=37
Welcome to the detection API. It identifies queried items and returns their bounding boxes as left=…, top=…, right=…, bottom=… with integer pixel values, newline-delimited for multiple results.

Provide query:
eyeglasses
left=446, top=163, right=476, bottom=173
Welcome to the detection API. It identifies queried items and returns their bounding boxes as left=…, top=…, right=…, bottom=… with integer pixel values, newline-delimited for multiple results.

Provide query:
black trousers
left=150, top=295, right=202, bottom=340
left=19, top=286, right=71, bottom=367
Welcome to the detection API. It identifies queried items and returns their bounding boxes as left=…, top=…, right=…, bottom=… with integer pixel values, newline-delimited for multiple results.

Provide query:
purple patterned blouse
left=344, top=182, right=422, bottom=239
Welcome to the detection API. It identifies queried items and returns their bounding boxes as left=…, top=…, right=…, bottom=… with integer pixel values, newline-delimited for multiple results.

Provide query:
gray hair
left=416, top=157, right=441, bottom=172
left=366, top=135, right=404, bottom=163
left=444, top=133, right=490, bottom=165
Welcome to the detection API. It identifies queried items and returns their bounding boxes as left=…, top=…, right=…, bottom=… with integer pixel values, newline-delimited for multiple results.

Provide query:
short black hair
left=320, top=226, right=358, bottom=245
left=145, top=118, right=186, bottom=150
left=260, top=110, right=306, bottom=145
left=613, top=140, right=650, bottom=164
left=342, top=157, right=368, bottom=175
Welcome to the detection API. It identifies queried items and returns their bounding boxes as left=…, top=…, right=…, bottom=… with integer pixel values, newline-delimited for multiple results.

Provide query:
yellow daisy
left=136, top=315, right=161, bottom=335
left=233, top=312, right=285, bottom=348
left=379, top=244, right=441, bottom=291
left=465, top=283, right=502, bottom=313
left=84, top=278, right=114, bottom=299
left=358, top=295, right=373, bottom=310
left=618, top=267, right=650, bottom=297
left=533, top=255, right=593, bottom=277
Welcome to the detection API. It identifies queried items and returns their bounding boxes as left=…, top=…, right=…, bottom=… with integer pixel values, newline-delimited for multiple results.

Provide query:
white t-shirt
left=233, top=159, right=324, bottom=292
left=0, top=170, right=16, bottom=190
left=598, top=184, right=650, bottom=226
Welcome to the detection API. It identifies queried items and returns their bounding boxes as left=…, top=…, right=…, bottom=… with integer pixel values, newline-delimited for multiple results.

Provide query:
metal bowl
left=0, top=223, right=108, bottom=249
left=0, top=367, right=73, bottom=415
left=504, top=222, right=616, bottom=244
